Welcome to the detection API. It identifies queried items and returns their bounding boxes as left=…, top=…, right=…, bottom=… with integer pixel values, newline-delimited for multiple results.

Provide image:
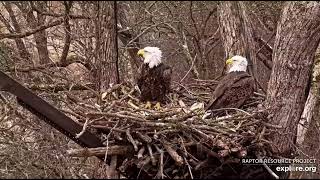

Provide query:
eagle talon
left=145, top=101, right=152, bottom=109
left=154, top=102, right=161, bottom=111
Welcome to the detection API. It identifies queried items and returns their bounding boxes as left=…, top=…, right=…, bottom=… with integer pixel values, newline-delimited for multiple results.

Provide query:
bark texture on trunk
left=117, top=2, right=140, bottom=75
left=265, top=2, right=320, bottom=156
left=218, top=2, right=245, bottom=58
left=296, top=52, right=320, bottom=145
left=94, top=2, right=119, bottom=93
left=218, top=2, right=257, bottom=80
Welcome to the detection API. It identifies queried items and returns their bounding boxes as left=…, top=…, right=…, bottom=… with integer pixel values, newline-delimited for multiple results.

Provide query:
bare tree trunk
left=238, top=2, right=258, bottom=85
left=2, top=2, right=31, bottom=62
left=33, top=2, right=50, bottom=64
left=94, top=2, right=120, bottom=95
left=60, top=1, right=72, bottom=65
left=117, top=2, right=141, bottom=75
left=296, top=88, right=318, bottom=145
left=218, top=2, right=267, bottom=91
left=265, top=2, right=320, bottom=156
left=296, top=51, right=320, bottom=145
left=218, top=2, right=251, bottom=58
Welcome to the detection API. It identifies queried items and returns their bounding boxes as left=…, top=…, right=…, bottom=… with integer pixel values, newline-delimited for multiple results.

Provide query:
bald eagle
left=205, top=55, right=255, bottom=111
left=136, top=47, right=172, bottom=110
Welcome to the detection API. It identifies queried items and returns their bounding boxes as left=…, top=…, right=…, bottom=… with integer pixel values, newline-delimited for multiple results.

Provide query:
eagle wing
left=162, top=65, right=172, bottom=93
left=136, top=64, right=172, bottom=103
left=136, top=64, right=147, bottom=89
left=205, top=72, right=255, bottom=111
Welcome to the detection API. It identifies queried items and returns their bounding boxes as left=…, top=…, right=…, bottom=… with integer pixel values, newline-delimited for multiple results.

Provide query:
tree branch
left=28, top=83, right=95, bottom=92
left=30, top=1, right=91, bottom=19
left=0, top=18, right=64, bottom=40
left=67, top=145, right=134, bottom=157
left=60, top=1, right=72, bottom=64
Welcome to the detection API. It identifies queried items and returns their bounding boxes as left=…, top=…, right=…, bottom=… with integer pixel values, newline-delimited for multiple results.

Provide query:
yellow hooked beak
left=137, top=49, right=145, bottom=58
left=226, top=58, right=233, bottom=65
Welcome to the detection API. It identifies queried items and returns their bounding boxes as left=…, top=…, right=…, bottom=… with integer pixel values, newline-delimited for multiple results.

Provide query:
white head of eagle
left=226, top=55, right=248, bottom=73
left=137, top=47, right=162, bottom=69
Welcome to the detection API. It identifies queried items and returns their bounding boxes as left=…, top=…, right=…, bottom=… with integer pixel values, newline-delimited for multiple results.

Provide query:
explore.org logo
left=276, top=166, right=317, bottom=173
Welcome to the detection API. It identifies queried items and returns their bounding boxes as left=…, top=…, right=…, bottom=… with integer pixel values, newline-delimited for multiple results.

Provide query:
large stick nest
left=66, top=80, right=277, bottom=179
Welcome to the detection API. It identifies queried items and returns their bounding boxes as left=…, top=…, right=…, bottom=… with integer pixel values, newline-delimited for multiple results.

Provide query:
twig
left=161, top=140, right=183, bottom=166
left=0, top=93, right=8, bottom=103
left=127, top=100, right=140, bottom=110
left=262, top=122, right=283, bottom=129
left=179, top=136, right=188, bottom=157
left=76, top=118, right=89, bottom=138
left=196, top=143, right=221, bottom=159
left=137, top=146, right=145, bottom=159
left=255, top=34, right=274, bottom=55
left=126, top=128, right=138, bottom=151
left=254, top=92, right=266, bottom=98
left=30, top=2, right=91, bottom=19
left=209, top=107, right=252, bottom=116
left=86, top=111, right=146, bottom=122
left=180, top=54, right=197, bottom=83
left=147, top=144, right=156, bottom=166
left=101, top=83, right=124, bottom=100
left=155, top=145, right=165, bottom=179
left=28, top=83, right=95, bottom=92
left=184, top=156, right=194, bottom=179
left=194, top=159, right=209, bottom=171
left=66, top=145, right=134, bottom=157
left=103, top=88, right=135, bottom=112
left=145, top=109, right=181, bottom=120
left=257, top=155, right=279, bottom=179
left=137, top=156, right=151, bottom=168
left=178, top=123, right=211, bottom=141
left=0, top=18, right=64, bottom=40
left=92, top=125, right=126, bottom=133
left=125, top=22, right=165, bottom=48
left=104, top=120, right=120, bottom=162
left=137, top=132, right=152, bottom=143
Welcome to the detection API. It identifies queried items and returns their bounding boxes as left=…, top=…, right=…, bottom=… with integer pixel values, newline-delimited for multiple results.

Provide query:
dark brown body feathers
left=137, top=63, right=172, bottom=103
left=205, top=71, right=255, bottom=111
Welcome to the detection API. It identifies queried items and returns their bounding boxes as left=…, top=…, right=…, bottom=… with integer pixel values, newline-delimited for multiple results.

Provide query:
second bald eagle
left=136, top=47, right=172, bottom=110
left=205, top=55, right=255, bottom=111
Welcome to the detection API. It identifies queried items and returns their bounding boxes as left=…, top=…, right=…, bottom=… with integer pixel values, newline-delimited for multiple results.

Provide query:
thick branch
left=28, top=83, right=95, bottom=92
left=67, top=145, right=134, bottom=157
left=7, top=55, right=91, bottom=73
left=162, top=140, right=183, bottom=166
left=0, top=18, right=64, bottom=40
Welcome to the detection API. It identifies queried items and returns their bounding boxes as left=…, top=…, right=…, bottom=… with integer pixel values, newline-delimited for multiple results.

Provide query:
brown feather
left=137, top=63, right=172, bottom=103
left=205, top=71, right=255, bottom=111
